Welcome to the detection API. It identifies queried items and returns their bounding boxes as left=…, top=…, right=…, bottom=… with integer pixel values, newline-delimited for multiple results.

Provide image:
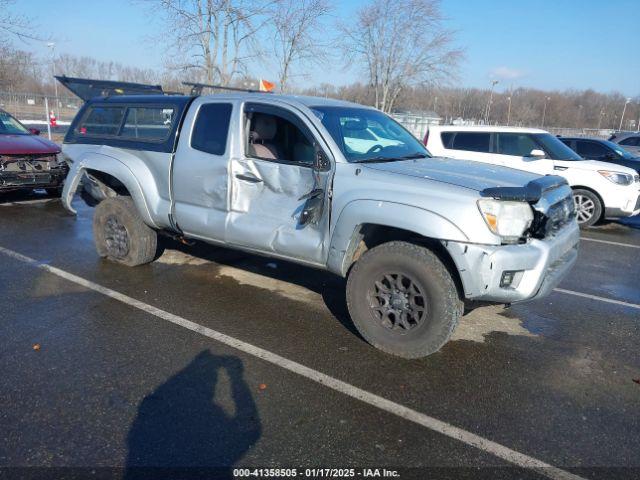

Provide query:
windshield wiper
left=352, top=153, right=428, bottom=164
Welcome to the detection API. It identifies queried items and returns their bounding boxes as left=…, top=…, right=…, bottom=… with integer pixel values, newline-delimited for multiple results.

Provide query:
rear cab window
left=77, top=106, right=126, bottom=136
left=65, top=96, right=193, bottom=153
left=76, top=104, right=175, bottom=142
left=120, top=107, right=175, bottom=140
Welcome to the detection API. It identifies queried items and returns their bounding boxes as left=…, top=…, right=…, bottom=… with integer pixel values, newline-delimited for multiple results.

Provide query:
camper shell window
left=64, top=95, right=193, bottom=153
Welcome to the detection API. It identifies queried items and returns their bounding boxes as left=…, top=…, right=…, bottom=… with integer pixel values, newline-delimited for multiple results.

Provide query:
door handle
left=235, top=173, right=263, bottom=183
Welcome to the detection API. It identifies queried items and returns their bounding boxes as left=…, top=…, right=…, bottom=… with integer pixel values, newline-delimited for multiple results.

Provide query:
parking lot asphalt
left=0, top=191, right=638, bottom=480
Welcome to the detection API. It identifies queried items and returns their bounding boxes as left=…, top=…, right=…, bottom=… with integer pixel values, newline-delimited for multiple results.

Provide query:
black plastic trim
left=480, top=175, right=568, bottom=202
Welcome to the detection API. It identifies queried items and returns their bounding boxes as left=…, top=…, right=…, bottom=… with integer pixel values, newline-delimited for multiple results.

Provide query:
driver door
left=225, top=103, right=334, bottom=265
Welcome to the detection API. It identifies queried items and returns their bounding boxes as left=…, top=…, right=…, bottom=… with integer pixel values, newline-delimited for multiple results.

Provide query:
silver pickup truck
left=61, top=90, right=579, bottom=358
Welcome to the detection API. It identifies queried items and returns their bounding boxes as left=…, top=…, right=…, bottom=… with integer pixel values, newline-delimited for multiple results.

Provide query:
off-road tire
left=93, top=196, right=158, bottom=267
left=572, top=188, right=602, bottom=228
left=346, top=241, right=462, bottom=359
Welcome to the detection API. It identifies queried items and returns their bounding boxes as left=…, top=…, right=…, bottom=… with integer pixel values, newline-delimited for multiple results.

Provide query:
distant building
left=391, top=110, right=441, bottom=140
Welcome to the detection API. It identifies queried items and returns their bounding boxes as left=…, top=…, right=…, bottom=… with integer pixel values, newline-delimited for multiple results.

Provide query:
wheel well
left=346, top=224, right=465, bottom=300
left=85, top=169, right=130, bottom=196
left=571, top=185, right=605, bottom=218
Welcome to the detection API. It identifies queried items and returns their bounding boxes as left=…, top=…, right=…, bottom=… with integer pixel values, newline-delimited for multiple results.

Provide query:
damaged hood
left=0, top=134, right=61, bottom=156
left=362, top=156, right=540, bottom=192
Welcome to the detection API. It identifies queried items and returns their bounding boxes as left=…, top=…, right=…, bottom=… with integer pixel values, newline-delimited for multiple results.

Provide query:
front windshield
left=532, top=133, right=581, bottom=160
left=311, top=106, right=430, bottom=162
left=601, top=139, right=637, bottom=160
left=0, top=110, right=30, bottom=135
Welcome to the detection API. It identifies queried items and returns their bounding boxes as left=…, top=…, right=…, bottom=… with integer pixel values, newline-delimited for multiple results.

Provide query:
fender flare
left=61, top=152, right=158, bottom=228
left=326, top=199, right=469, bottom=276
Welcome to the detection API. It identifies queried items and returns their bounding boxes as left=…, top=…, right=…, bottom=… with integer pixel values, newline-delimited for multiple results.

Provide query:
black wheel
left=572, top=189, right=602, bottom=228
left=346, top=241, right=462, bottom=359
left=93, top=196, right=159, bottom=267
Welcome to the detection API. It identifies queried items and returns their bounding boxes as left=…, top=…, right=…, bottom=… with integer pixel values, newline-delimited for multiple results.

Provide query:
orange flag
left=259, top=79, right=276, bottom=92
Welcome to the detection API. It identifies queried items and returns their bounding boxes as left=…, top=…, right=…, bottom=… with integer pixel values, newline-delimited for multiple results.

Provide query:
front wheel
left=346, top=241, right=462, bottom=359
left=572, top=189, right=602, bottom=228
left=93, top=196, right=159, bottom=266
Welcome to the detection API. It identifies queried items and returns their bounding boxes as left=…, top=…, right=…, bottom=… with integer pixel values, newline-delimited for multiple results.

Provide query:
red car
left=0, top=109, right=67, bottom=195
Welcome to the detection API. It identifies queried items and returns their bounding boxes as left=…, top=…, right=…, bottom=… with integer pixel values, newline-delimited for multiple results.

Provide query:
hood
left=363, top=156, right=540, bottom=191
left=0, top=134, right=61, bottom=155
left=563, top=158, right=638, bottom=175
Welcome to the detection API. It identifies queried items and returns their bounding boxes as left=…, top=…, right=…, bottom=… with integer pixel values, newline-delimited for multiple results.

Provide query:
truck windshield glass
left=0, top=110, right=29, bottom=135
left=532, top=133, right=581, bottom=160
left=311, top=106, right=430, bottom=162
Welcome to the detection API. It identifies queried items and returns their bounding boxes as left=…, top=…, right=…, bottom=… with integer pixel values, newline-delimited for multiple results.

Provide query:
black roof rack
left=183, top=82, right=271, bottom=96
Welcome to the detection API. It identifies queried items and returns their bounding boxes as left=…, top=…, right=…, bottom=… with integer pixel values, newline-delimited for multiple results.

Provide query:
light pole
left=484, top=80, right=498, bottom=124
left=619, top=98, right=631, bottom=131
left=596, top=108, right=605, bottom=130
left=576, top=104, right=583, bottom=128
left=47, top=42, right=59, bottom=118
left=506, top=96, right=512, bottom=125
left=541, top=96, right=550, bottom=128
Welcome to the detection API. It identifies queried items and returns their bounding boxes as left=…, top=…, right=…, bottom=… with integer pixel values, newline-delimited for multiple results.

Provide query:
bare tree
left=270, top=0, right=332, bottom=92
left=0, top=0, right=40, bottom=42
left=145, top=0, right=270, bottom=86
left=340, top=0, right=462, bottom=113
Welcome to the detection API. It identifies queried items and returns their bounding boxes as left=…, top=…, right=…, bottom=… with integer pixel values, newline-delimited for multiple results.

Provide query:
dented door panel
left=226, top=157, right=329, bottom=264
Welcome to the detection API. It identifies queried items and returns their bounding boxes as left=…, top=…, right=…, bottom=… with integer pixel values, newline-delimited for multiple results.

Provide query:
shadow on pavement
left=124, top=350, right=261, bottom=480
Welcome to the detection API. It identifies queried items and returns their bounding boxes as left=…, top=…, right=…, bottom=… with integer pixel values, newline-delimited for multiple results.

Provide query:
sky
left=13, top=0, right=640, bottom=96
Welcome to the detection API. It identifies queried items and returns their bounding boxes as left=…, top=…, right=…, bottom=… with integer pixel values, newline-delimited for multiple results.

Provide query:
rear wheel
left=346, top=241, right=462, bottom=359
left=93, top=196, right=159, bottom=266
left=572, top=189, right=602, bottom=228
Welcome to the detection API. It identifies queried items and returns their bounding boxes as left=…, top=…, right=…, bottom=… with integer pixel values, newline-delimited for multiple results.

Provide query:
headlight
left=477, top=199, right=534, bottom=243
left=598, top=170, right=633, bottom=186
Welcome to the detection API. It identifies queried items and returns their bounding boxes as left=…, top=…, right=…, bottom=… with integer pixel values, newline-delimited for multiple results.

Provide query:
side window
left=120, top=107, right=174, bottom=141
left=575, top=141, right=610, bottom=159
left=450, top=132, right=490, bottom=153
left=191, top=103, right=233, bottom=155
left=77, top=106, right=125, bottom=136
left=620, top=137, right=639, bottom=146
left=496, top=133, right=539, bottom=157
left=247, top=112, right=315, bottom=166
left=441, top=132, right=454, bottom=148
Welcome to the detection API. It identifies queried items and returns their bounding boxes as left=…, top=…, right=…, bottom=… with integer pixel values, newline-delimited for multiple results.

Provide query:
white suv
left=425, top=126, right=640, bottom=227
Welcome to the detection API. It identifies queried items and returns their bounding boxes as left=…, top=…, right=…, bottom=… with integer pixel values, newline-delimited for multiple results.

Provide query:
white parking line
left=580, top=237, right=640, bottom=249
left=553, top=288, right=640, bottom=310
left=0, top=245, right=585, bottom=480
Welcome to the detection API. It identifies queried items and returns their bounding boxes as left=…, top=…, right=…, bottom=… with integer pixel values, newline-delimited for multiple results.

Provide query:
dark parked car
left=0, top=109, right=67, bottom=195
left=559, top=137, right=640, bottom=175
left=609, top=131, right=640, bottom=157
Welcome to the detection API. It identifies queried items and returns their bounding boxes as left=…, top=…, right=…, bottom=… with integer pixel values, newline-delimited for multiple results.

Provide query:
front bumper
left=605, top=190, right=640, bottom=218
left=445, top=221, right=580, bottom=303
left=0, top=166, right=68, bottom=191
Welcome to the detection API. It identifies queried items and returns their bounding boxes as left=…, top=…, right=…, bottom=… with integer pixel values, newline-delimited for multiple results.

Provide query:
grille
left=529, top=195, right=575, bottom=239
left=634, top=174, right=640, bottom=184
left=635, top=195, right=640, bottom=211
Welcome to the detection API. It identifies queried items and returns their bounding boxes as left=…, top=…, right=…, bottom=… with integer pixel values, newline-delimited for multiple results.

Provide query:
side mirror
left=28, top=128, right=41, bottom=136
left=528, top=149, right=546, bottom=159
left=314, top=148, right=330, bottom=171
